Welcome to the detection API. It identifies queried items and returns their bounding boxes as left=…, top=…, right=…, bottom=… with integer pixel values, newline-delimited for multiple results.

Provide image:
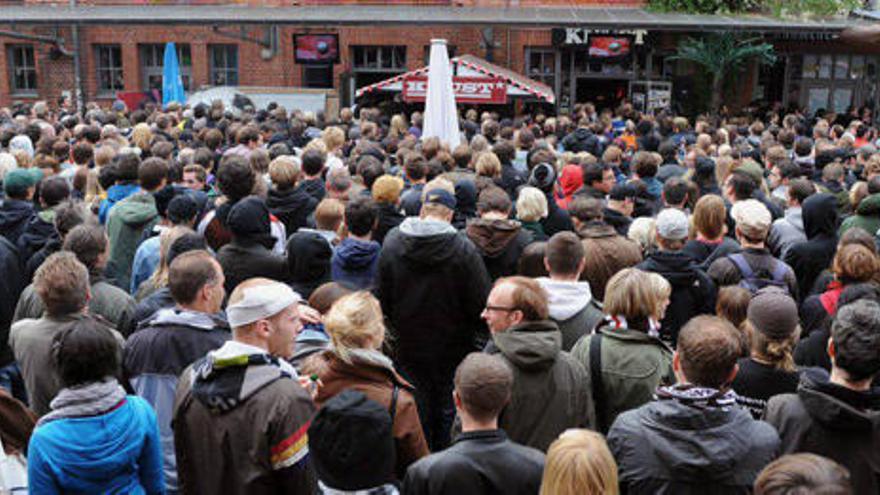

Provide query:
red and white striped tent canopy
left=355, top=54, right=555, bottom=104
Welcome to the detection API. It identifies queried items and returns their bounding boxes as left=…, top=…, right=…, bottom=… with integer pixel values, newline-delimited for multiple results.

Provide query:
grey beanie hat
left=747, top=287, right=799, bottom=339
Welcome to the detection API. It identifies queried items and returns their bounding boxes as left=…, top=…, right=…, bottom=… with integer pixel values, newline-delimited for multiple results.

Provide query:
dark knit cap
left=747, top=287, right=799, bottom=339
left=308, top=390, right=395, bottom=491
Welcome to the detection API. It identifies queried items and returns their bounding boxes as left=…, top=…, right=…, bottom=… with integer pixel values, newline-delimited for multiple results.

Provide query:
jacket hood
left=559, top=165, right=584, bottom=197
left=147, top=307, right=230, bottom=332
left=266, top=188, right=313, bottom=212
left=190, top=340, right=296, bottom=413
left=802, top=193, right=839, bottom=239
left=640, top=400, right=758, bottom=482
left=114, top=193, right=158, bottom=226
left=106, top=183, right=141, bottom=202
left=227, top=196, right=275, bottom=247
left=398, top=217, right=460, bottom=265
left=0, top=199, right=34, bottom=231
left=574, top=127, right=593, bottom=140
left=334, top=237, right=381, bottom=270
left=492, top=320, right=561, bottom=371
left=798, top=367, right=880, bottom=431
left=466, top=218, right=523, bottom=257
left=454, top=180, right=478, bottom=220
left=783, top=207, right=805, bottom=232
left=856, top=193, right=880, bottom=216
left=16, top=216, right=55, bottom=253
left=287, top=230, right=332, bottom=282
left=642, top=250, right=700, bottom=286
left=577, top=221, right=618, bottom=239
left=537, top=278, right=593, bottom=320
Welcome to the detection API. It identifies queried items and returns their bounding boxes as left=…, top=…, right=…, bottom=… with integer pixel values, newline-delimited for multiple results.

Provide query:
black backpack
left=728, top=253, right=789, bottom=295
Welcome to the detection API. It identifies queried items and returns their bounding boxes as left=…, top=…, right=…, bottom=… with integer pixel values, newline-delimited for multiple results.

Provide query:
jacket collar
left=454, top=429, right=508, bottom=444
left=598, top=324, right=672, bottom=351
left=324, top=351, right=415, bottom=391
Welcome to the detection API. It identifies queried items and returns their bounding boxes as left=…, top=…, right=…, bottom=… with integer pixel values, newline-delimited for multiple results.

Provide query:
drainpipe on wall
left=70, top=0, right=83, bottom=113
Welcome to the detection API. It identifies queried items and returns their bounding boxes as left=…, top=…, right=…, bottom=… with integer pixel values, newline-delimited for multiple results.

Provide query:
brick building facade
left=0, top=0, right=876, bottom=115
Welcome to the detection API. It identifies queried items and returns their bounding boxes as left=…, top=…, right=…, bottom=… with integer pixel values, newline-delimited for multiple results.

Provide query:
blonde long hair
left=324, top=291, right=386, bottom=364
left=144, top=226, right=192, bottom=294
left=540, top=429, right=619, bottom=495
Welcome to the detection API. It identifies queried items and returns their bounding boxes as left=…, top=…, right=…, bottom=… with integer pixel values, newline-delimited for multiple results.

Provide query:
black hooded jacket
left=0, top=237, right=24, bottom=367
left=0, top=199, right=35, bottom=246
left=783, top=193, right=839, bottom=302
left=287, top=230, right=332, bottom=300
left=16, top=213, right=55, bottom=266
left=377, top=218, right=491, bottom=367
left=561, top=127, right=603, bottom=157
left=374, top=202, right=405, bottom=246
left=637, top=250, right=716, bottom=346
left=765, top=368, right=880, bottom=494
left=452, top=180, right=477, bottom=230
left=265, top=187, right=317, bottom=236
left=540, top=191, right=574, bottom=237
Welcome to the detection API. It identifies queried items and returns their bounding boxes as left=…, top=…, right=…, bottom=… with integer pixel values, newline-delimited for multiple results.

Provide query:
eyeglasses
left=484, top=305, right=518, bottom=313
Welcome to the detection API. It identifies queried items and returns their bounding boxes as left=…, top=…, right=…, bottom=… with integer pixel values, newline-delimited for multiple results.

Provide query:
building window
left=209, top=44, right=238, bottom=86
left=95, top=44, right=124, bottom=93
left=7, top=45, right=36, bottom=94
left=140, top=44, right=192, bottom=92
left=351, top=45, right=407, bottom=98
left=790, top=54, right=880, bottom=114
left=303, top=65, right=334, bottom=89
left=526, top=48, right=556, bottom=84
left=352, top=45, right=406, bottom=72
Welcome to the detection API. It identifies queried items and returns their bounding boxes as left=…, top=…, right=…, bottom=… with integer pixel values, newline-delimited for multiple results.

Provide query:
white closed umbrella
left=422, top=39, right=461, bottom=149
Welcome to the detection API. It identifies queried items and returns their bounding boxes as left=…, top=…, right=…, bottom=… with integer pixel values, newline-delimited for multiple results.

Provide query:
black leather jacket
left=402, top=430, right=545, bottom=495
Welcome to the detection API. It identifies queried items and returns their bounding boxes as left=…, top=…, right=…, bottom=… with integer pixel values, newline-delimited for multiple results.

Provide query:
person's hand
left=298, top=374, right=322, bottom=401
left=299, top=304, right=322, bottom=325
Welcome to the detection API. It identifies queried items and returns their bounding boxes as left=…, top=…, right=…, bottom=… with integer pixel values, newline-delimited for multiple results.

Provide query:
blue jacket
left=130, top=234, right=161, bottom=295
left=27, top=395, right=164, bottom=494
left=331, top=237, right=381, bottom=290
left=99, top=183, right=141, bottom=224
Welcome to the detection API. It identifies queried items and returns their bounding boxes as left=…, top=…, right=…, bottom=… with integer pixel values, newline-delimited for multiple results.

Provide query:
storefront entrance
left=576, top=78, right=629, bottom=110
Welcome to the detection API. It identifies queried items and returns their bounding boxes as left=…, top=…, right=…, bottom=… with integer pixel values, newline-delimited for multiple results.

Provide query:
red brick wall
left=0, top=23, right=501, bottom=106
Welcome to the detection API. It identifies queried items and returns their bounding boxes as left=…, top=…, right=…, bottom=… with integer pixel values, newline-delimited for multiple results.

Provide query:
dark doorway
left=576, top=78, right=628, bottom=110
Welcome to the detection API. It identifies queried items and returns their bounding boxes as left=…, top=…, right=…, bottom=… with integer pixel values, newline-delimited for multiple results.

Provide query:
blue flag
left=162, top=42, right=185, bottom=108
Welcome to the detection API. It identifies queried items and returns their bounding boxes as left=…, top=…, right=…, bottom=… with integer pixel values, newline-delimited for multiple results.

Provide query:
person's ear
left=452, top=389, right=462, bottom=411
left=257, top=319, right=272, bottom=339
left=199, top=284, right=212, bottom=303
left=725, top=362, right=739, bottom=386
left=576, top=257, right=586, bottom=278
left=827, top=338, right=836, bottom=361
left=672, top=351, right=681, bottom=374
left=543, top=257, right=552, bottom=274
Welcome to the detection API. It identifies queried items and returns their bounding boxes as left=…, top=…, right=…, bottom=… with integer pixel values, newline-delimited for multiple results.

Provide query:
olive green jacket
left=571, top=324, right=675, bottom=433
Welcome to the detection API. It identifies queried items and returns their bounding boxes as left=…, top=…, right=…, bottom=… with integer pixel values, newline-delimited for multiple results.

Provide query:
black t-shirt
left=732, top=357, right=801, bottom=419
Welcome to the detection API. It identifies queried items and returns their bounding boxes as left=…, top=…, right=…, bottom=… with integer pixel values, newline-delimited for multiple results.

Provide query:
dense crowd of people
left=0, top=96, right=877, bottom=494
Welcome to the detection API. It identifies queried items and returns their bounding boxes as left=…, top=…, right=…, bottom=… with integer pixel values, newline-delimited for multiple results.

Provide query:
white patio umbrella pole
left=422, top=39, right=461, bottom=149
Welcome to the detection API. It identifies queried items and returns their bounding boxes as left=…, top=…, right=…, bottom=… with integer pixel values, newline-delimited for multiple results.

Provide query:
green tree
left=670, top=33, right=776, bottom=113
left=648, top=0, right=860, bottom=16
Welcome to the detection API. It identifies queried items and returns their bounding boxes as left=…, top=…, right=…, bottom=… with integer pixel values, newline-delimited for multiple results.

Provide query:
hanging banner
left=403, top=75, right=507, bottom=104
